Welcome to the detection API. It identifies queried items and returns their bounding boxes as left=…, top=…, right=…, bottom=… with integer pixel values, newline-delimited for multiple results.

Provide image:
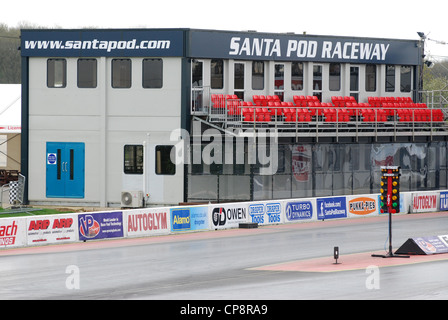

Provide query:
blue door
left=46, top=142, right=85, bottom=198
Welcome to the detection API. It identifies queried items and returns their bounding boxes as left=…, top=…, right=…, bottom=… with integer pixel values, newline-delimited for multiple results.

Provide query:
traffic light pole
left=372, top=166, right=409, bottom=259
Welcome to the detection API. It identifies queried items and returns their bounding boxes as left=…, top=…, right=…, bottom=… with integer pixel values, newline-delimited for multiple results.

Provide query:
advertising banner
left=125, top=208, right=170, bottom=237
left=21, top=29, right=184, bottom=57
left=440, top=191, right=448, bottom=211
left=171, top=206, right=208, bottom=232
left=78, top=211, right=124, bottom=241
left=285, top=199, right=315, bottom=223
left=410, top=192, right=439, bottom=213
left=346, top=195, right=379, bottom=218
left=396, top=235, right=448, bottom=255
left=27, top=214, right=78, bottom=245
left=248, top=201, right=282, bottom=225
left=317, top=197, right=347, bottom=220
left=0, top=217, right=26, bottom=248
left=210, top=203, right=249, bottom=230
left=190, top=30, right=420, bottom=65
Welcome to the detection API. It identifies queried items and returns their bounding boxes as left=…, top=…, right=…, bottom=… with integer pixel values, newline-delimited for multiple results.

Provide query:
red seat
left=211, top=94, right=225, bottom=108
left=243, top=108, right=255, bottom=121
left=283, top=108, right=294, bottom=122
left=432, top=109, right=444, bottom=122
left=293, top=95, right=307, bottom=107
left=297, top=108, right=311, bottom=122
left=324, top=109, right=337, bottom=122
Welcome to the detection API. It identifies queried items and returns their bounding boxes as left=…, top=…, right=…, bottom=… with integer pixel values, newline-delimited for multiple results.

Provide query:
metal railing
left=206, top=102, right=448, bottom=140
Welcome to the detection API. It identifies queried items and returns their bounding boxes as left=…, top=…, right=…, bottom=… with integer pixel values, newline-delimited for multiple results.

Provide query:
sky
left=2, top=0, right=448, bottom=61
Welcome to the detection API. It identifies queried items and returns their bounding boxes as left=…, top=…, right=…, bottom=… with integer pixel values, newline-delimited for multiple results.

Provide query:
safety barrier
left=1, top=190, right=447, bottom=250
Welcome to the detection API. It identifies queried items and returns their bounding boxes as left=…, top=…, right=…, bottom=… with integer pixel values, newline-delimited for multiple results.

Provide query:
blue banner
left=285, top=201, right=313, bottom=221
left=249, top=202, right=281, bottom=225
left=317, top=197, right=347, bottom=220
left=171, top=206, right=208, bottom=232
left=78, top=211, right=124, bottom=241
left=21, top=29, right=185, bottom=57
left=440, top=192, right=448, bottom=211
left=190, top=30, right=421, bottom=65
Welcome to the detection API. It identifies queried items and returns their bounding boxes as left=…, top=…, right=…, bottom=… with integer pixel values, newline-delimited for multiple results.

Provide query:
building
left=0, top=84, right=21, bottom=172
left=20, top=28, right=448, bottom=208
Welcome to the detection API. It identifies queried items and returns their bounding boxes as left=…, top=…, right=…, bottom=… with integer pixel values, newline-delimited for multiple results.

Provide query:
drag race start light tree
left=380, top=166, right=400, bottom=214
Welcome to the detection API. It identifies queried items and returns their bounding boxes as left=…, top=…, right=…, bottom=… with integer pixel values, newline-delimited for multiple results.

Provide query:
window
left=385, top=65, right=395, bottom=92
left=47, top=59, right=66, bottom=88
left=211, top=59, right=223, bottom=89
left=156, top=145, right=175, bottom=175
left=0, top=135, right=6, bottom=167
left=143, top=58, right=163, bottom=88
left=400, top=65, right=411, bottom=92
left=365, top=64, right=376, bottom=92
left=350, top=66, right=359, bottom=92
left=77, top=59, right=97, bottom=88
left=112, top=59, right=131, bottom=88
left=274, top=64, right=284, bottom=101
left=313, top=64, right=323, bottom=101
left=192, top=60, right=203, bottom=87
left=124, top=145, right=143, bottom=174
left=291, top=62, right=303, bottom=90
left=329, top=63, right=341, bottom=91
left=252, top=61, right=264, bottom=90
left=234, top=62, right=245, bottom=99
left=350, top=66, right=359, bottom=101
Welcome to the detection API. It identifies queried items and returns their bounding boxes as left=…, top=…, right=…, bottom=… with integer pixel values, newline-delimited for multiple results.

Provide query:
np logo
left=79, top=215, right=100, bottom=238
left=212, top=207, right=226, bottom=227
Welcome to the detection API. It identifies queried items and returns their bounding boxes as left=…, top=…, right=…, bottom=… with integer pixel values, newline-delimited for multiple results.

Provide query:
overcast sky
left=2, top=0, right=448, bottom=60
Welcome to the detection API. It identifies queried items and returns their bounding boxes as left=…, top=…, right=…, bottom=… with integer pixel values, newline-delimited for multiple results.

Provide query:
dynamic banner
left=78, top=211, right=124, bottom=241
left=439, top=191, right=448, bottom=211
left=27, top=214, right=78, bottom=245
left=285, top=200, right=315, bottom=222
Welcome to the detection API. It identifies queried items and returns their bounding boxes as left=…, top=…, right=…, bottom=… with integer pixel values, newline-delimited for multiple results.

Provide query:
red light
left=380, top=209, right=384, bottom=213
left=391, top=209, right=396, bottom=214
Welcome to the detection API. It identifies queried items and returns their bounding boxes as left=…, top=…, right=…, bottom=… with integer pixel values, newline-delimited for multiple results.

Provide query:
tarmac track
left=0, top=212, right=447, bottom=301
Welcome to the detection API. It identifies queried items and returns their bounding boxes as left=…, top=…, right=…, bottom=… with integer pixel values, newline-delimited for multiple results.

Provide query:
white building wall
left=28, top=56, right=185, bottom=207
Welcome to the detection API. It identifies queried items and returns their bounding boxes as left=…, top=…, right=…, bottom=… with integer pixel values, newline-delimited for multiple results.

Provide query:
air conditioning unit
left=121, top=191, right=143, bottom=208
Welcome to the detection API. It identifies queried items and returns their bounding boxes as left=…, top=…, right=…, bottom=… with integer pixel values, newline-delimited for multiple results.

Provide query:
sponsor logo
left=348, top=197, right=376, bottom=215
left=286, top=201, right=313, bottom=221
left=24, top=39, right=171, bottom=53
left=127, top=211, right=168, bottom=232
left=248, top=203, right=281, bottom=224
left=317, top=197, right=347, bottom=220
left=0, top=221, right=18, bottom=246
left=79, top=215, right=100, bottom=238
left=413, top=195, right=437, bottom=210
left=212, top=207, right=246, bottom=227
left=171, top=209, right=191, bottom=231
left=228, top=37, right=390, bottom=61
